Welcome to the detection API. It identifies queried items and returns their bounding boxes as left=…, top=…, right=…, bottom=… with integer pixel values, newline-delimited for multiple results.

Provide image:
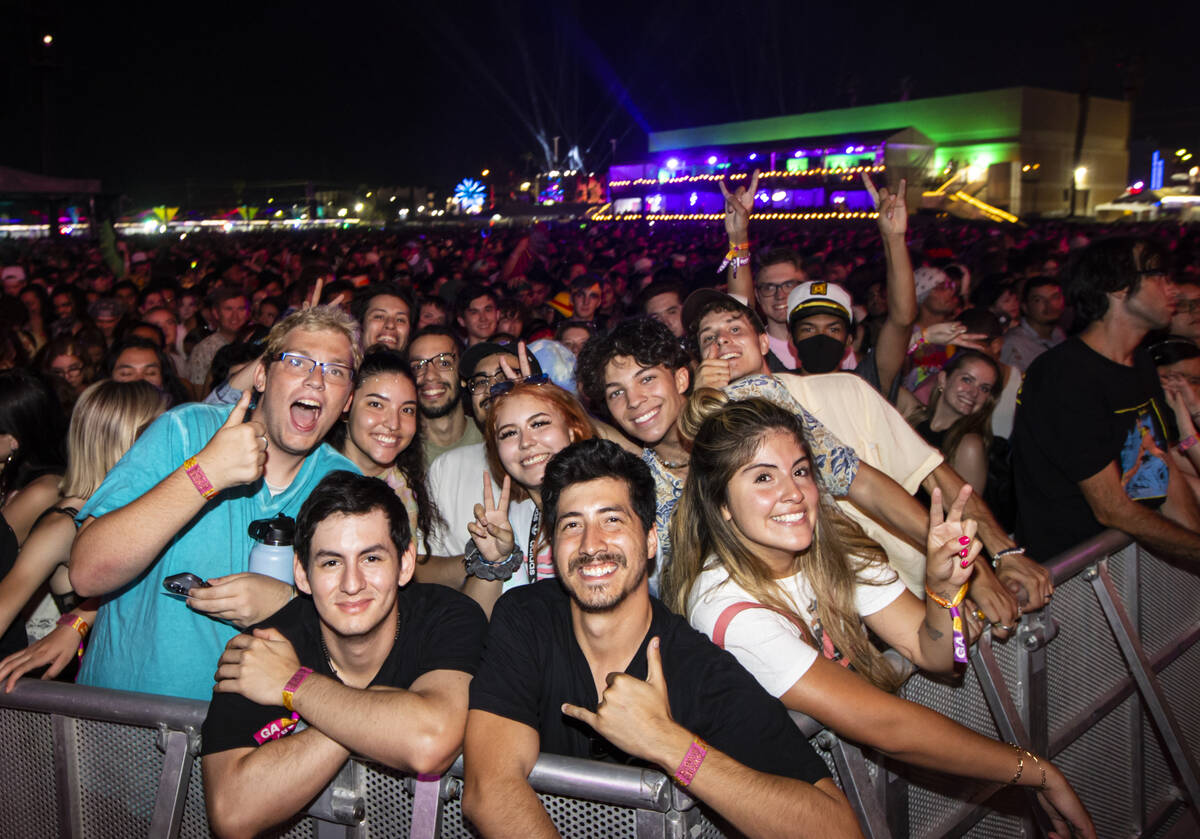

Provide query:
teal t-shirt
left=77, top=402, right=360, bottom=700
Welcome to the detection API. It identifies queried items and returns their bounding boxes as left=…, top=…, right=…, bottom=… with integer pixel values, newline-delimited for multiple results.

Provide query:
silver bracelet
left=991, top=546, right=1026, bottom=569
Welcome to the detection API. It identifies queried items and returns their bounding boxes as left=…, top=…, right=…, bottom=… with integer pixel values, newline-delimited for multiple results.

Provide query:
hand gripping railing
left=1, top=529, right=1198, bottom=838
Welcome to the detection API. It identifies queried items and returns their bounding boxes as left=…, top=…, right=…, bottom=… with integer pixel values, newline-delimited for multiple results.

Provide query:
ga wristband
left=282, top=666, right=314, bottom=712
left=183, top=456, right=217, bottom=500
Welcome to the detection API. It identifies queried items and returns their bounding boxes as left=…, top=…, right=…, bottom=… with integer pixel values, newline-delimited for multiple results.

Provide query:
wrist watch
left=463, top=540, right=525, bottom=582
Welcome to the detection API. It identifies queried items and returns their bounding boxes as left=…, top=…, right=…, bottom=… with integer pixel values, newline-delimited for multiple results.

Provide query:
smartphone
left=163, top=572, right=210, bottom=597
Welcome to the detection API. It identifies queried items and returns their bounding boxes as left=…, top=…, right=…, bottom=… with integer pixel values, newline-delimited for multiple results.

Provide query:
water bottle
left=248, top=513, right=296, bottom=585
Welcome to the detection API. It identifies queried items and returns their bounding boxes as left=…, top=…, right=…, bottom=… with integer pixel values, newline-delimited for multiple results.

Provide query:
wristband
left=1180, top=434, right=1198, bottom=452
left=991, top=545, right=1026, bottom=569
left=926, top=582, right=970, bottom=665
left=925, top=582, right=969, bottom=609
left=183, top=456, right=217, bottom=500
left=56, top=613, right=90, bottom=638
left=282, top=666, right=314, bottom=712
left=674, top=737, right=708, bottom=786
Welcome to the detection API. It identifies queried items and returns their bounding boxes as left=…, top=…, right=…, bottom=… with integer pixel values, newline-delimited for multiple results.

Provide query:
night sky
left=1, top=0, right=1191, bottom=205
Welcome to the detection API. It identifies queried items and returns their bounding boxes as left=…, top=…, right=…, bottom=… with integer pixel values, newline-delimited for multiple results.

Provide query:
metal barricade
left=1, top=530, right=1197, bottom=838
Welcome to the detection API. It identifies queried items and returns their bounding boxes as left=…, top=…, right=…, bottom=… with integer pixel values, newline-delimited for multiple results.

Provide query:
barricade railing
left=1, top=530, right=1197, bottom=838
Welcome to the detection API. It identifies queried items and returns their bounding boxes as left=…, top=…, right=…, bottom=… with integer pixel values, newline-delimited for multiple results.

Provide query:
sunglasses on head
left=489, top=373, right=549, bottom=397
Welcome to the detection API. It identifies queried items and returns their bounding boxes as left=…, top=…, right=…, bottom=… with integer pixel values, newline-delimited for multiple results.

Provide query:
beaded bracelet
left=1007, top=743, right=1047, bottom=790
left=991, top=545, right=1026, bottom=569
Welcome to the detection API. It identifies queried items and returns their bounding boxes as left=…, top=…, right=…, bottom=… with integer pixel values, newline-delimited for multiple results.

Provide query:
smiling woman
left=327, top=349, right=442, bottom=560
left=460, top=381, right=596, bottom=616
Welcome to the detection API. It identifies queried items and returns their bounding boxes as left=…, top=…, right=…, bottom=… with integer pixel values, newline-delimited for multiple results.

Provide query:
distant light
left=42, top=34, right=53, bottom=46
left=417, top=205, right=425, bottom=213
left=519, top=181, right=531, bottom=191
left=1132, top=180, right=1145, bottom=190
left=337, top=208, right=349, bottom=217
left=481, top=169, right=490, bottom=177
left=1176, top=149, right=1188, bottom=157
left=706, top=155, right=717, bottom=165
left=491, top=213, right=502, bottom=221
left=365, top=191, right=373, bottom=197
left=666, top=158, right=680, bottom=171
left=689, top=192, right=698, bottom=206
left=1022, top=164, right=1031, bottom=172
left=1191, top=167, right=1199, bottom=177
left=748, top=153, right=757, bottom=161
left=771, top=190, right=787, bottom=202
left=845, top=146, right=854, bottom=153
left=389, top=195, right=396, bottom=202
left=1184, top=154, right=1194, bottom=162
left=793, top=150, right=803, bottom=158
left=353, top=202, right=364, bottom=212
left=548, top=169, right=560, bottom=177
left=1074, top=166, right=1087, bottom=184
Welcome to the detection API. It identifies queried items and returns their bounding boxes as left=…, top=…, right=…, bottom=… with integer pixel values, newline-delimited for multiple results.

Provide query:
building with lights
left=604, top=87, right=1130, bottom=222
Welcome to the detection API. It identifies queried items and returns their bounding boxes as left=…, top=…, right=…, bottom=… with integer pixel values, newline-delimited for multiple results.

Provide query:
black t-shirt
left=469, top=580, right=830, bottom=784
left=1012, top=337, right=1172, bottom=560
left=201, top=583, right=487, bottom=755
left=0, top=515, right=26, bottom=659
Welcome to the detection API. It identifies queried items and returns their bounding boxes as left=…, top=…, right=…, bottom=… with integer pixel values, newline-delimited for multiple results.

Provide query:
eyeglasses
left=1176, top=298, right=1200, bottom=314
left=467, top=370, right=510, bottom=394
left=52, top=363, right=84, bottom=378
left=489, top=373, right=549, bottom=397
left=409, top=352, right=457, bottom=375
left=273, top=352, right=354, bottom=383
left=755, top=279, right=801, bottom=298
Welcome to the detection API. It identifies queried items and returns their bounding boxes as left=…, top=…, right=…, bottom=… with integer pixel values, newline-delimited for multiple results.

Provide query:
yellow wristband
left=925, top=582, right=969, bottom=609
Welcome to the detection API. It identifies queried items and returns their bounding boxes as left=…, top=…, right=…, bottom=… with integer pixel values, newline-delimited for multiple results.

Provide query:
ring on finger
left=993, top=622, right=1014, bottom=632
left=974, top=608, right=987, bottom=621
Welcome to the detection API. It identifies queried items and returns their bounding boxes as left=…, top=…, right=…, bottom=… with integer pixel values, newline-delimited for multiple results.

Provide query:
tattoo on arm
left=923, top=619, right=944, bottom=641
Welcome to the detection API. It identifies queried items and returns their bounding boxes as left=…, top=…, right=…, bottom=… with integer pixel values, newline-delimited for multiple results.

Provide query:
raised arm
left=561, top=638, right=861, bottom=839
left=461, top=709, right=559, bottom=839
left=719, top=171, right=759, bottom=300
left=70, top=391, right=267, bottom=597
left=863, top=175, right=917, bottom=395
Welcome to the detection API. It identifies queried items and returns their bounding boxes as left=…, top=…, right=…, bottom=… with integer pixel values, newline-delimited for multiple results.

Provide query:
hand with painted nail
left=925, top=484, right=982, bottom=601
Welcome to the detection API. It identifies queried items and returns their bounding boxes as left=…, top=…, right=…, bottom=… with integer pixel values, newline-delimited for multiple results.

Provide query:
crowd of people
left=3, top=176, right=1199, bottom=836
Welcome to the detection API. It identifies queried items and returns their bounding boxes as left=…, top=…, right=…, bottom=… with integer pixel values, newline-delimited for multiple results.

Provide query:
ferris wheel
left=453, top=178, right=487, bottom=214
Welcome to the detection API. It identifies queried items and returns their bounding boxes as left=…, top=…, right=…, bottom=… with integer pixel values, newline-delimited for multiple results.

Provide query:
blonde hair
left=261, top=305, right=363, bottom=371
left=60, top=379, right=169, bottom=499
left=663, top=390, right=904, bottom=692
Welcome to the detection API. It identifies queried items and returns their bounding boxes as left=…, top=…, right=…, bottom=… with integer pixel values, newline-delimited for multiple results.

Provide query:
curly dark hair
left=326, top=348, right=444, bottom=559
left=575, top=317, right=691, bottom=417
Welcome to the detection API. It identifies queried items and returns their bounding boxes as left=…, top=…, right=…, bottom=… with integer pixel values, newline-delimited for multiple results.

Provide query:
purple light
left=666, top=158, right=680, bottom=170
left=706, top=155, right=717, bottom=165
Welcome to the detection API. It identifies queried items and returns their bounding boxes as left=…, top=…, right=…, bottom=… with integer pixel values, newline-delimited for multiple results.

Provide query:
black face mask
left=794, top=334, right=847, bottom=374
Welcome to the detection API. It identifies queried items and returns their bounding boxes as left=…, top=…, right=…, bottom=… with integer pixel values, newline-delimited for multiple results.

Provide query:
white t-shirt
left=687, top=558, right=906, bottom=708
left=776, top=372, right=943, bottom=594
left=427, top=443, right=490, bottom=557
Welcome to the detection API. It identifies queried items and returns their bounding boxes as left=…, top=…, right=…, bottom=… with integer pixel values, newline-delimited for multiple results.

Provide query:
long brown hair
left=907, top=350, right=999, bottom=463
left=663, top=390, right=904, bottom=692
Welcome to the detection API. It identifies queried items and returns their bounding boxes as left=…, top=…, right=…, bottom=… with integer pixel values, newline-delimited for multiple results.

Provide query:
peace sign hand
left=467, top=472, right=515, bottom=563
left=863, top=174, right=908, bottom=238
left=717, top=169, right=760, bottom=241
left=561, top=637, right=686, bottom=766
left=926, top=485, right=982, bottom=600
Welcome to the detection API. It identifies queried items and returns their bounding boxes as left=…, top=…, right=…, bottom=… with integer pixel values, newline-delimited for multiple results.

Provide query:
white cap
left=786, top=280, right=855, bottom=327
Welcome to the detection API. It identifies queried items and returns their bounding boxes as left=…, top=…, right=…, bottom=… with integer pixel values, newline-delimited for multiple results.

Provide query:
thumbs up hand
left=194, top=389, right=269, bottom=493
left=561, top=637, right=690, bottom=766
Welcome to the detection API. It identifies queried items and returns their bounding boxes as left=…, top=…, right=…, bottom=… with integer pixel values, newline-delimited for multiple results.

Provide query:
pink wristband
left=282, top=666, right=314, bottom=712
left=1180, top=434, right=1198, bottom=452
left=674, top=737, right=708, bottom=786
left=183, top=456, right=217, bottom=499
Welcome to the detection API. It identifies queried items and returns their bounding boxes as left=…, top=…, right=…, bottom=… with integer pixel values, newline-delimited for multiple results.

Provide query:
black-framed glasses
left=409, top=352, right=457, bottom=375
left=467, top=370, right=509, bottom=394
left=1177, top=298, right=1200, bottom=314
left=490, top=373, right=549, bottom=397
left=755, top=279, right=801, bottom=298
left=273, top=352, right=354, bottom=383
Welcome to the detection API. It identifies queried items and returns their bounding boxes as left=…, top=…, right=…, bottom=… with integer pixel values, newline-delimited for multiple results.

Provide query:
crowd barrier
left=1, top=530, right=1197, bottom=838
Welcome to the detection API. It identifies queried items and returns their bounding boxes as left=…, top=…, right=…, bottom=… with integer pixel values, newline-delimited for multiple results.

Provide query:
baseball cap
left=786, top=280, right=855, bottom=328
left=1, top=266, right=26, bottom=283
